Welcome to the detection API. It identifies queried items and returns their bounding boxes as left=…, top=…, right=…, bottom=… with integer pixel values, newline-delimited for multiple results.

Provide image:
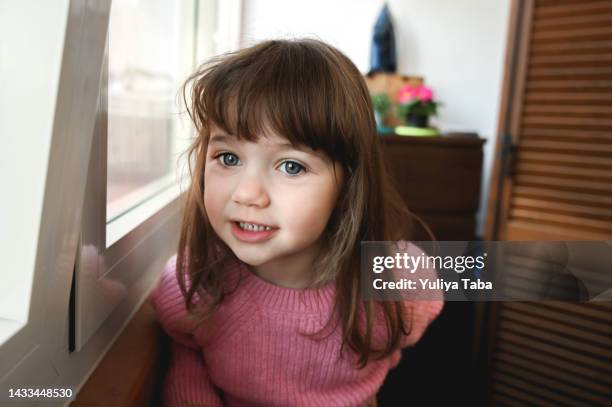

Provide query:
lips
left=230, top=220, right=278, bottom=243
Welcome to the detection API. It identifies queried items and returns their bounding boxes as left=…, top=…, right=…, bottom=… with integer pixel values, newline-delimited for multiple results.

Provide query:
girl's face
left=204, top=124, right=343, bottom=270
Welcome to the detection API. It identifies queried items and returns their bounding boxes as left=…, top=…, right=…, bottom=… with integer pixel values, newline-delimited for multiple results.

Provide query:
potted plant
left=371, top=93, right=391, bottom=130
left=396, top=85, right=440, bottom=128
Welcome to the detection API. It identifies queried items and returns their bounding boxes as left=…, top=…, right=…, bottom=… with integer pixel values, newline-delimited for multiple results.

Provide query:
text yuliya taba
left=373, top=278, right=493, bottom=291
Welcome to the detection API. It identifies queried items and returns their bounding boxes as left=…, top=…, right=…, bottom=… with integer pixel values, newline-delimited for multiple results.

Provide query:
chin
left=230, top=247, right=272, bottom=267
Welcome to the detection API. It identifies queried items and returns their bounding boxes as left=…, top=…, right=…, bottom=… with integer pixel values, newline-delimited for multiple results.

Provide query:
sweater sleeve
left=149, top=255, right=223, bottom=407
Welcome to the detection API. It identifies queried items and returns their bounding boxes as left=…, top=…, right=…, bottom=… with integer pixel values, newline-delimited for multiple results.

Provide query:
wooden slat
left=500, top=265, right=573, bottom=292
left=517, top=164, right=612, bottom=178
left=513, top=185, right=612, bottom=207
left=526, top=79, right=612, bottom=91
left=532, top=42, right=612, bottom=55
left=497, top=339, right=612, bottom=387
left=533, top=12, right=612, bottom=31
left=495, top=360, right=611, bottom=406
left=504, top=256, right=612, bottom=292
left=499, top=317, right=612, bottom=362
left=510, top=207, right=612, bottom=231
left=540, top=301, right=612, bottom=322
left=499, top=266, right=592, bottom=300
left=535, top=1, right=612, bottom=19
left=528, top=65, right=612, bottom=79
left=524, top=104, right=612, bottom=115
left=532, top=25, right=612, bottom=42
left=516, top=150, right=612, bottom=167
left=522, top=116, right=612, bottom=129
left=513, top=196, right=612, bottom=218
left=493, top=381, right=560, bottom=407
left=505, top=281, right=610, bottom=307
left=505, top=219, right=610, bottom=240
left=498, top=275, right=557, bottom=299
left=514, top=174, right=612, bottom=193
left=521, top=127, right=612, bottom=141
left=506, top=219, right=612, bottom=240
left=519, top=138, right=612, bottom=151
left=496, top=350, right=611, bottom=395
left=504, top=254, right=568, bottom=272
left=590, top=301, right=612, bottom=311
left=493, top=369, right=592, bottom=407
left=503, top=281, right=558, bottom=301
left=531, top=53, right=612, bottom=66
left=562, top=266, right=612, bottom=291
left=522, top=143, right=607, bottom=157
left=525, top=91, right=612, bottom=102
left=516, top=162, right=612, bottom=179
left=504, top=302, right=612, bottom=338
left=498, top=328, right=612, bottom=373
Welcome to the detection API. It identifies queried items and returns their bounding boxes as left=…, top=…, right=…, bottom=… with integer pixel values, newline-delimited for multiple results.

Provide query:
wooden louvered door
left=484, top=1, right=612, bottom=406
left=491, top=0, right=612, bottom=241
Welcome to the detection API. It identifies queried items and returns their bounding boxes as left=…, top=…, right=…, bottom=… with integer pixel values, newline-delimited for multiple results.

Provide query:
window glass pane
left=107, top=0, right=196, bottom=223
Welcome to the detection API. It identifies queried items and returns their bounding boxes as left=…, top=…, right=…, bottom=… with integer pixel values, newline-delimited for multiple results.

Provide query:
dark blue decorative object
left=369, top=4, right=397, bottom=74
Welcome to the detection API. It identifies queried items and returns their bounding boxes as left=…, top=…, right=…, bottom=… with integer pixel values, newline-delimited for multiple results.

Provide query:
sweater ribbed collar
left=230, top=262, right=336, bottom=314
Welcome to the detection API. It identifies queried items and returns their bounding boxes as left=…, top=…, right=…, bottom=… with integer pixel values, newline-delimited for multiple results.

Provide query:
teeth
left=239, top=222, right=272, bottom=232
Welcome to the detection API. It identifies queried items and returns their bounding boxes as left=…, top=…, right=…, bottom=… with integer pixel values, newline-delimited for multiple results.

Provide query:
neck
left=252, top=241, right=322, bottom=289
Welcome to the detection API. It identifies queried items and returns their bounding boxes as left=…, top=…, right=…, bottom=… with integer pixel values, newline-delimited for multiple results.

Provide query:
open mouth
left=231, top=220, right=279, bottom=243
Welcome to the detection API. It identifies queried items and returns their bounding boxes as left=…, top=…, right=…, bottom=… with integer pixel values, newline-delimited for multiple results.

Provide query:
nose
left=231, top=172, right=270, bottom=208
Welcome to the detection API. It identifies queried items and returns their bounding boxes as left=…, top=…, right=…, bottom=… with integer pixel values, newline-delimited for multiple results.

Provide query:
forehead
left=208, top=124, right=311, bottom=151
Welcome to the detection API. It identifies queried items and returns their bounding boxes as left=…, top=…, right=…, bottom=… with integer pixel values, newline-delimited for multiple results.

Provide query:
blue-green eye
left=218, top=152, right=240, bottom=166
left=279, top=160, right=305, bottom=175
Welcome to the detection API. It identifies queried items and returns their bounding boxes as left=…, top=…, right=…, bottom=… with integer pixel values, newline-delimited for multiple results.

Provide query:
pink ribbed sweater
left=150, top=254, right=443, bottom=407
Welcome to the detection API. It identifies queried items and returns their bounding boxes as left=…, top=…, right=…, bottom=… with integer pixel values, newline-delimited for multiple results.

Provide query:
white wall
left=240, top=0, right=512, bottom=237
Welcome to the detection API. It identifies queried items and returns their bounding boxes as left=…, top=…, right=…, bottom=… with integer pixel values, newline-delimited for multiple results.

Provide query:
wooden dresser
left=379, top=134, right=485, bottom=240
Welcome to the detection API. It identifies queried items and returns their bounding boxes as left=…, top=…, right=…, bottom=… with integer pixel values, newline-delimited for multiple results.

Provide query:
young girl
left=150, top=39, right=443, bottom=407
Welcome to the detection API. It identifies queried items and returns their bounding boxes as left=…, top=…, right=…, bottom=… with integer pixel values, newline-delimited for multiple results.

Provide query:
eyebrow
left=209, top=133, right=310, bottom=153
left=209, top=133, right=236, bottom=144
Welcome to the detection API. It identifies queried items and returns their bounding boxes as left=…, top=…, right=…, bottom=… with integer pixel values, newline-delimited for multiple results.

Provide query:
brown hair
left=178, top=39, right=422, bottom=367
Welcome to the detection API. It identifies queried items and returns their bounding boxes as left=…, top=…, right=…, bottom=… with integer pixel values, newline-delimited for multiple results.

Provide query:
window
left=106, top=0, right=196, bottom=230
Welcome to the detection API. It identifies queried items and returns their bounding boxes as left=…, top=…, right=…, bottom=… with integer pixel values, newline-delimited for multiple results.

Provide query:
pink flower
left=397, top=85, right=418, bottom=104
left=397, top=85, right=434, bottom=103
left=417, top=86, right=433, bottom=101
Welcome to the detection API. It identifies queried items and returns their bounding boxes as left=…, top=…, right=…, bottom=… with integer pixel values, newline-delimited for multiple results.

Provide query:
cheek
left=281, top=180, right=339, bottom=237
left=203, top=170, right=229, bottom=226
